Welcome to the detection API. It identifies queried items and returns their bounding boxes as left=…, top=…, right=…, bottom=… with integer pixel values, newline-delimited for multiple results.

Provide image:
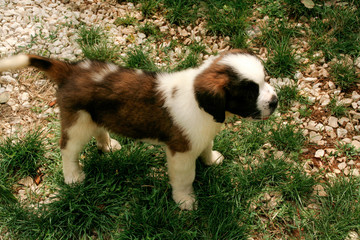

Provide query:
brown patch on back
left=56, top=62, right=190, bottom=153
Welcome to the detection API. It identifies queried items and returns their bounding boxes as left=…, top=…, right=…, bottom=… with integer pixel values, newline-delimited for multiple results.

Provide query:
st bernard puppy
left=0, top=49, right=278, bottom=210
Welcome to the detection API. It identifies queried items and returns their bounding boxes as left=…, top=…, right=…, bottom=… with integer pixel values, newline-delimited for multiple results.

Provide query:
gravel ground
left=0, top=0, right=359, bottom=181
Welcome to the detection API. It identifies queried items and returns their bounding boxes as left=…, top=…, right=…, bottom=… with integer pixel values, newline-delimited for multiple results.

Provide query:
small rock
left=345, top=231, right=359, bottom=240
left=337, top=128, right=348, bottom=138
left=0, top=91, right=10, bottom=103
left=351, top=140, right=360, bottom=149
left=313, top=185, right=327, bottom=196
left=315, top=149, right=325, bottom=158
left=328, top=116, right=339, bottom=128
left=137, top=32, right=146, bottom=39
left=303, top=77, right=317, bottom=81
left=294, top=71, right=303, bottom=80
left=0, top=75, right=16, bottom=83
left=352, top=91, right=360, bottom=101
left=20, top=92, right=30, bottom=102
left=338, top=162, right=347, bottom=170
left=348, top=160, right=355, bottom=166
left=355, top=57, right=360, bottom=68
left=309, top=131, right=322, bottom=143
left=338, top=117, right=350, bottom=126
left=351, top=169, right=360, bottom=177
left=340, top=98, right=353, bottom=107
left=325, top=126, right=337, bottom=139
left=328, top=81, right=336, bottom=89
left=18, top=176, right=34, bottom=187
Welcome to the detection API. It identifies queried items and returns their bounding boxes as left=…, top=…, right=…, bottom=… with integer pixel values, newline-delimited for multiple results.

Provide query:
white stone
left=325, top=126, right=337, bottom=138
left=0, top=75, right=16, bottom=83
left=340, top=98, right=353, bottom=106
left=309, top=131, right=322, bottom=143
left=337, top=128, right=348, bottom=138
left=303, top=77, right=317, bottom=81
left=351, top=169, right=360, bottom=177
left=338, top=117, right=350, bottom=126
left=294, top=71, right=303, bottom=80
left=315, top=149, right=325, bottom=158
left=338, top=162, right=347, bottom=170
left=0, top=91, right=10, bottom=103
left=328, top=116, right=339, bottom=128
left=20, top=92, right=29, bottom=101
left=355, top=57, right=360, bottom=68
left=328, top=81, right=336, bottom=89
left=351, top=140, right=360, bottom=149
left=352, top=91, right=360, bottom=101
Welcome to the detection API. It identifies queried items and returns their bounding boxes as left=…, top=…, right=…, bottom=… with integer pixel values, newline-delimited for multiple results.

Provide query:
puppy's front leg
left=200, top=141, right=224, bottom=166
left=166, top=148, right=197, bottom=210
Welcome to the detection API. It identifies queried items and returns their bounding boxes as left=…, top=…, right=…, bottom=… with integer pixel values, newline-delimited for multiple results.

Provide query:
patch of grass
left=76, top=25, right=120, bottom=62
left=327, top=98, right=349, bottom=118
left=172, top=42, right=206, bottom=71
left=276, top=84, right=299, bottom=112
left=334, top=141, right=360, bottom=160
left=265, top=37, right=299, bottom=78
left=270, top=122, right=306, bottom=153
left=162, top=0, right=199, bottom=26
left=309, top=4, right=360, bottom=60
left=122, top=47, right=158, bottom=71
left=138, top=22, right=164, bottom=41
left=0, top=130, right=46, bottom=180
left=204, top=0, right=252, bottom=48
left=138, top=0, right=162, bottom=18
left=330, top=60, right=358, bottom=92
left=298, top=106, right=313, bottom=118
left=114, top=15, right=137, bottom=27
left=304, top=176, right=360, bottom=239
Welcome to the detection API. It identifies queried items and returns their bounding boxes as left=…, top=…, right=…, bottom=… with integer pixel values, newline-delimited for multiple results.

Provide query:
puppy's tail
left=0, top=54, right=72, bottom=85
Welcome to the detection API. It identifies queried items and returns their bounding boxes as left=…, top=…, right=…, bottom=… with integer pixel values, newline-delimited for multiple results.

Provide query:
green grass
left=327, top=98, right=349, bottom=118
left=1, top=117, right=359, bottom=239
left=114, top=15, right=137, bottom=27
left=303, top=176, right=360, bottom=239
left=309, top=3, right=360, bottom=60
left=330, top=60, right=359, bottom=92
left=76, top=25, right=121, bottom=62
left=122, top=47, right=159, bottom=71
left=2, top=0, right=360, bottom=238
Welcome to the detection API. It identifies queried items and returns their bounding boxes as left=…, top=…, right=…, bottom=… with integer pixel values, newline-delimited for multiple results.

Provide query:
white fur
left=78, top=60, right=92, bottom=69
left=157, top=69, right=224, bottom=210
left=92, top=63, right=118, bottom=82
left=257, top=82, right=277, bottom=117
left=219, top=53, right=265, bottom=86
left=0, top=54, right=30, bottom=72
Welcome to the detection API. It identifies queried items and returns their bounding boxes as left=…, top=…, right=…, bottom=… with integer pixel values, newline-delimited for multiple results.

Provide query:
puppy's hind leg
left=61, top=111, right=97, bottom=184
left=94, top=128, right=121, bottom=152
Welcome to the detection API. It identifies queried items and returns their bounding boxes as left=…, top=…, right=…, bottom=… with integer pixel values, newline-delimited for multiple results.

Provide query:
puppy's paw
left=64, top=170, right=85, bottom=184
left=209, top=150, right=224, bottom=165
left=109, top=138, right=122, bottom=151
left=173, top=192, right=197, bottom=211
left=98, top=138, right=122, bottom=152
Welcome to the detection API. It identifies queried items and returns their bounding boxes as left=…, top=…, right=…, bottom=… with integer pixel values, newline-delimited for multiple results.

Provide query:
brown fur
left=27, top=56, right=191, bottom=154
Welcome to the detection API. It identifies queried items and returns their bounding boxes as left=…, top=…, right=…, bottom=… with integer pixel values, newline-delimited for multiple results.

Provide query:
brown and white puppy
left=0, top=50, right=278, bottom=210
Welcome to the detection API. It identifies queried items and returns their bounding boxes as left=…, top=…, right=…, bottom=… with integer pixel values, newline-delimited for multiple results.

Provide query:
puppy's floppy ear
left=194, top=65, right=231, bottom=123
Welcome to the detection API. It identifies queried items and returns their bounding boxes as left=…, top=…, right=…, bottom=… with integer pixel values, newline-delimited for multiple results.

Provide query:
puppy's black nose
left=269, top=96, right=278, bottom=109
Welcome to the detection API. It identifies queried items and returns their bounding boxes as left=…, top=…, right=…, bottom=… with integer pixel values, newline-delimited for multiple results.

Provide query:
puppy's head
left=194, top=50, right=278, bottom=123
